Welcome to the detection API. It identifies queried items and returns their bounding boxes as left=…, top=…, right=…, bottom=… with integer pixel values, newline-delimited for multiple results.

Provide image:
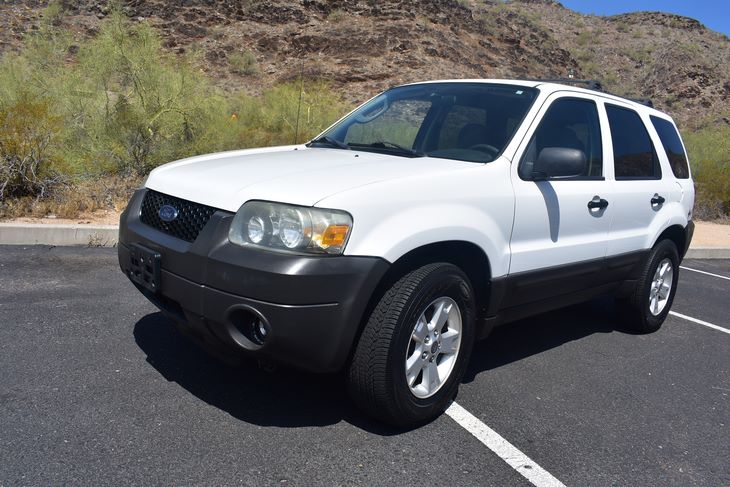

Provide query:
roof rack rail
left=626, top=98, right=654, bottom=108
left=524, top=78, right=604, bottom=92
left=524, top=78, right=654, bottom=108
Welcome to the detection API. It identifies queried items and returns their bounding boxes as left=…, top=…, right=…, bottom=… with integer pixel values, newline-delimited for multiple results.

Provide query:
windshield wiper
left=307, top=135, right=351, bottom=150
left=350, top=141, right=425, bottom=157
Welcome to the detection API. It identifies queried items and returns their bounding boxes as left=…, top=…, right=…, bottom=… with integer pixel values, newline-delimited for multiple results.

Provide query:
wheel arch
left=345, top=240, right=492, bottom=366
left=385, top=240, right=492, bottom=301
left=654, top=224, right=688, bottom=260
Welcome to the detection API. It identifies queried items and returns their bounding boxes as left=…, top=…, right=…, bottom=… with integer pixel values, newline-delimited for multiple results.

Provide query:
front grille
left=140, top=190, right=218, bottom=242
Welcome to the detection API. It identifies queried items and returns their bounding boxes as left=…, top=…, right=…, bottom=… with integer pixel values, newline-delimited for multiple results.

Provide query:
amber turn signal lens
left=321, top=224, right=350, bottom=247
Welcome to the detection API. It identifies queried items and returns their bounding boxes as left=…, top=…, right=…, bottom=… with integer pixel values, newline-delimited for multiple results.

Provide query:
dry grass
left=0, top=174, right=141, bottom=220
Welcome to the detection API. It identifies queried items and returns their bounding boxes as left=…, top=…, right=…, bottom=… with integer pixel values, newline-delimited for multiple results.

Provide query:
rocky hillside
left=1, top=0, right=729, bottom=129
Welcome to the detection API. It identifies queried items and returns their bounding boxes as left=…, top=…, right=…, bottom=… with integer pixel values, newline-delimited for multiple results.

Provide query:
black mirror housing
left=532, top=147, right=586, bottom=180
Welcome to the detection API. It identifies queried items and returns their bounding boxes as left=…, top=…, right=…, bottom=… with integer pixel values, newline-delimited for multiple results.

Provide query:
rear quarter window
left=650, top=116, right=690, bottom=179
left=606, top=105, right=661, bottom=180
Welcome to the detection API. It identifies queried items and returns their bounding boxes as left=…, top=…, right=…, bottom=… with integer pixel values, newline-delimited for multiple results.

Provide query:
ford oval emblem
left=158, top=204, right=179, bottom=222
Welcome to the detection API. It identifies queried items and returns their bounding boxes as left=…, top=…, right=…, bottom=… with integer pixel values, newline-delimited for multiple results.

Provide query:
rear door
left=603, top=102, right=675, bottom=256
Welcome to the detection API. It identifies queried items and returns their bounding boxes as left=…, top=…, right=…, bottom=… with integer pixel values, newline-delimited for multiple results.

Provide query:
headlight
left=229, top=201, right=353, bottom=255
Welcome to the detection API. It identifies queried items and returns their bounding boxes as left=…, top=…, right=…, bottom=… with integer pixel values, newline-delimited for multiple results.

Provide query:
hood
left=144, top=145, right=475, bottom=212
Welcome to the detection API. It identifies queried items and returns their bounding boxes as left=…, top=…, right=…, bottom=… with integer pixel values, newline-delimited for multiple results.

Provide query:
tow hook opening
left=227, top=306, right=271, bottom=349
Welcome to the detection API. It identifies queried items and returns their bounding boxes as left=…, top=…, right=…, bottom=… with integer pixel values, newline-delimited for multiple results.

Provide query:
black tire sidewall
left=387, top=265, right=476, bottom=423
left=637, top=240, right=680, bottom=331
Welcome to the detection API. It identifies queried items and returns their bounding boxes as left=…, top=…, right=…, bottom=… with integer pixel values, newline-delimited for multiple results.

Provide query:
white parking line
left=680, top=266, right=730, bottom=281
left=446, top=401, right=566, bottom=487
left=669, top=311, right=730, bottom=335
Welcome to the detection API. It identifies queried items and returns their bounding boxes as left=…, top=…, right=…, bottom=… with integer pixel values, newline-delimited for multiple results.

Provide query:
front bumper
left=118, top=189, right=389, bottom=372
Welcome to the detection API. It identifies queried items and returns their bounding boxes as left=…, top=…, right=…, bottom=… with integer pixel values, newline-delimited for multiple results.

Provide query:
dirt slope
left=1, top=0, right=728, bottom=129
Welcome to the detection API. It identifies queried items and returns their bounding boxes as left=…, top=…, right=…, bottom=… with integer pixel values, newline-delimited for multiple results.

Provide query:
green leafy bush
left=684, top=124, right=730, bottom=220
left=0, top=8, right=349, bottom=214
left=237, top=81, right=349, bottom=146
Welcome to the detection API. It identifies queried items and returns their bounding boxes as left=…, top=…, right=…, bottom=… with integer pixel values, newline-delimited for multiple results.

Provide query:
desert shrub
left=229, top=50, right=259, bottom=75
left=624, top=47, right=651, bottom=64
left=72, top=11, right=232, bottom=175
left=327, top=9, right=347, bottom=23
left=575, top=49, right=594, bottom=63
left=683, top=124, right=730, bottom=220
left=576, top=31, right=590, bottom=46
left=0, top=94, right=62, bottom=200
left=229, top=81, right=349, bottom=148
left=0, top=9, right=227, bottom=178
left=581, top=61, right=601, bottom=78
left=479, top=13, right=498, bottom=34
left=42, top=0, right=65, bottom=27
left=0, top=6, right=351, bottom=216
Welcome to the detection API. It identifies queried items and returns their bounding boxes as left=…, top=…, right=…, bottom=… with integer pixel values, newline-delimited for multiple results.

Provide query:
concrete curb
left=0, top=223, right=119, bottom=247
left=684, top=247, right=730, bottom=259
left=1, top=224, right=730, bottom=258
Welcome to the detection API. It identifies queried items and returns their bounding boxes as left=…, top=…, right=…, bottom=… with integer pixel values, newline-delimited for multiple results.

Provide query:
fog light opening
left=228, top=306, right=271, bottom=348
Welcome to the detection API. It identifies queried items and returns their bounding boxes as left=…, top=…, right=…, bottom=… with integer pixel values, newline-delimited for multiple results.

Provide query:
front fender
left=347, top=204, right=511, bottom=277
left=319, top=161, right=515, bottom=278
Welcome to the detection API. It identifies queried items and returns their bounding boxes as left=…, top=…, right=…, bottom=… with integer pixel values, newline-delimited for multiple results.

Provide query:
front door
left=509, top=94, right=612, bottom=287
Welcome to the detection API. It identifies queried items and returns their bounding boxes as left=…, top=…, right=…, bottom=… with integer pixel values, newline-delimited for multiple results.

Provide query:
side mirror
left=531, top=147, right=586, bottom=180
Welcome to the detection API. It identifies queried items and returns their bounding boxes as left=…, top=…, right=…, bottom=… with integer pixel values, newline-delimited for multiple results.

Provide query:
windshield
left=309, top=83, right=538, bottom=163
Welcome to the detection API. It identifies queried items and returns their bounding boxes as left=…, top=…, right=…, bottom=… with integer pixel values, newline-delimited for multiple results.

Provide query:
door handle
left=650, top=193, right=666, bottom=206
left=587, top=196, right=609, bottom=210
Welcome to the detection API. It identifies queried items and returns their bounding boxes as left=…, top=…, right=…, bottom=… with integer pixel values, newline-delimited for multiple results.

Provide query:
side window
left=519, top=98, right=603, bottom=179
left=650, top=116, right=690, bottom=179
left=606, top=105, right=661, bottom=180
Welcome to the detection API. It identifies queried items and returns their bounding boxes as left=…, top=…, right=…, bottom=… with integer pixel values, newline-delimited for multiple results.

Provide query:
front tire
left=348, top=263, right=476, bottom=427
left=620, top=239, right=680, bottom=333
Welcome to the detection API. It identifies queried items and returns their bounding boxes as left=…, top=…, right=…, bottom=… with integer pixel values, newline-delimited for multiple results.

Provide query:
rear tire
left=620, top=239, right=679, bottom=333
left=347, top=263, right=476, bottom=427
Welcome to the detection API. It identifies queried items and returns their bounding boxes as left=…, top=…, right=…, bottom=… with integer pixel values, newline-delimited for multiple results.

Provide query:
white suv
left=119, top=79, right=695, bottom=426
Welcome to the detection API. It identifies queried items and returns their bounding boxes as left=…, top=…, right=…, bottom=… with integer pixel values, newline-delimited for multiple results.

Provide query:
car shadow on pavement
left=133, top=312, right=399, bottom=435
left=463, top=296, right=627, bottom=382
left=134, top=297, right=630, bottom=433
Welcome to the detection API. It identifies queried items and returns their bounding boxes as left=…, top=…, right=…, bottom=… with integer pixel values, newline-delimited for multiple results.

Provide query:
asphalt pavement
left=0, top=247, right=727, bottom=486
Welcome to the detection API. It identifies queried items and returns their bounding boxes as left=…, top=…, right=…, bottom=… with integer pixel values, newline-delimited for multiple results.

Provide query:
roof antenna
left=293, top=63, right=304, bottom=145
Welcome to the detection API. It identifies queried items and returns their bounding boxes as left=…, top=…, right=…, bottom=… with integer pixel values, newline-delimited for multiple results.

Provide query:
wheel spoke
left=423, top=361, right=440, bottom=393
left=440, top=330, right=460, bottom=354
left=650, top=294, right=659, bottom=314
left=412, top=316, right=428, bottom=343
left=658, top=282, right=671, bottom=299
left=405, top=353, right=423, bottom=386
left=431, top=301, right=451, bottom=332
left=653, top=267, right=662, bottom=282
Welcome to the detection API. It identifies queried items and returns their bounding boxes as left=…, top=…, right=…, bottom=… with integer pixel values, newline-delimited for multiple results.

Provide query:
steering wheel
left=468, top=144, right=500, bottom=159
